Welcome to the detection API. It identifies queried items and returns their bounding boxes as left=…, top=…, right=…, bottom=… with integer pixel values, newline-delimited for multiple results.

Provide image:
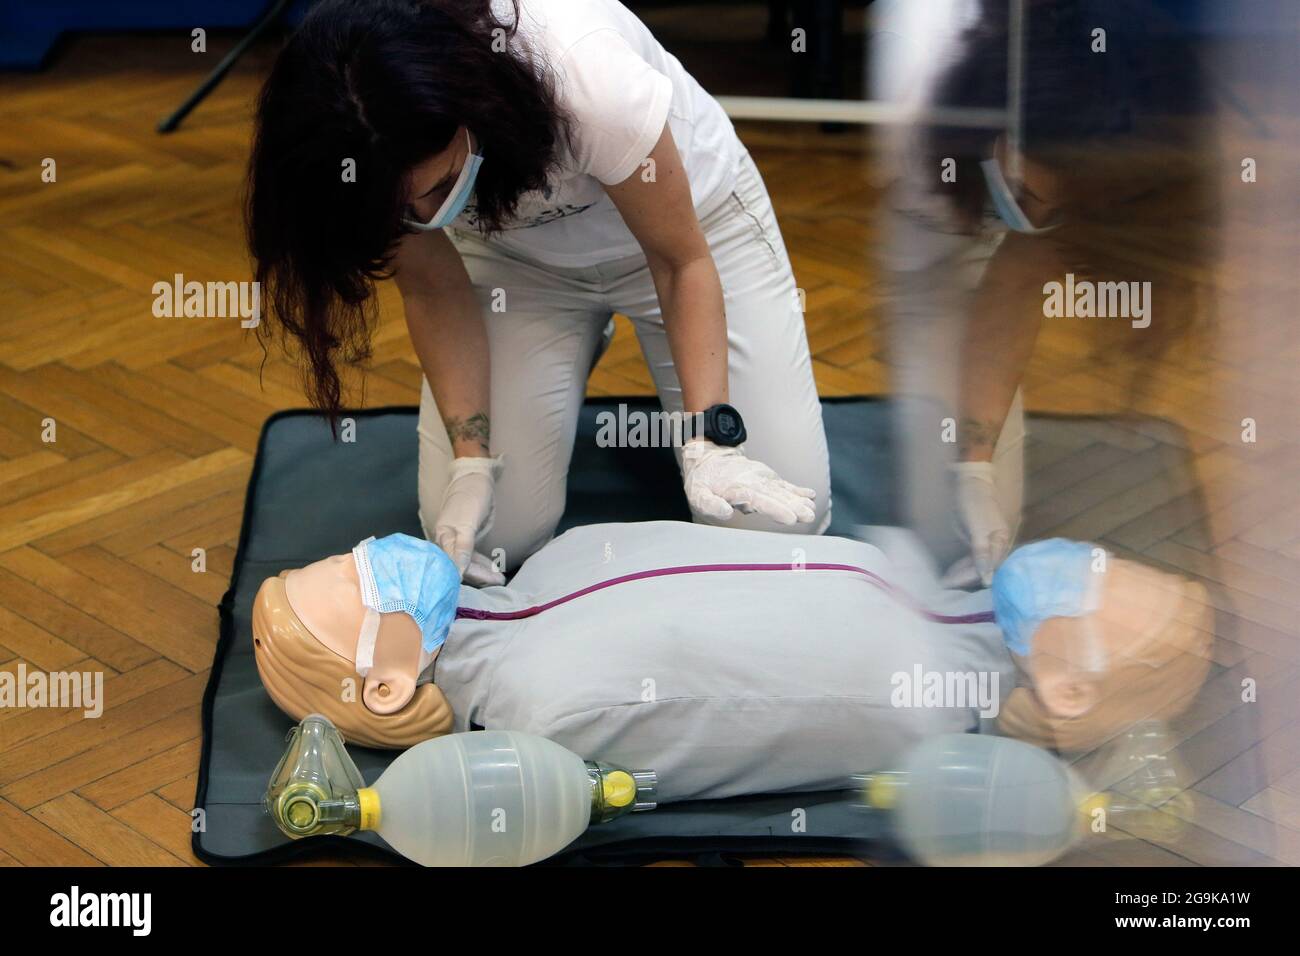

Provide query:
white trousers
left=418, top=150, right=831, bottom=569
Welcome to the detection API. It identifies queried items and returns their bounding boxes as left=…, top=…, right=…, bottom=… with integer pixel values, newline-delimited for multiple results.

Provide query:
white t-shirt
left=868, top=0, right=1003, bottom=272
left=453, top=0, right=742, bottom=267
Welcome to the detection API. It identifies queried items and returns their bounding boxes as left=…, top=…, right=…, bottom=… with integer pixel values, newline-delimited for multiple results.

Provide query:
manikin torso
left=277, top=523, right=1018, bottom=797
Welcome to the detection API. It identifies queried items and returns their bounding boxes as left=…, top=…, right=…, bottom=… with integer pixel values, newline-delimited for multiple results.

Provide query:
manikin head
left=252, top=550, right=455, bottom=750
left=997, top=556, right=1212, bottom=752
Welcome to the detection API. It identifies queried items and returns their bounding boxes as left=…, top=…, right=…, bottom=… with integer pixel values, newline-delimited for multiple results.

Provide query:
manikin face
left=360, top=615, right=427, bottom=716
left=404, top=125, right=473, bottom=224
left=1025, top=616, right=1103, bottom=719
left=281, top=554, right=430, bottom=716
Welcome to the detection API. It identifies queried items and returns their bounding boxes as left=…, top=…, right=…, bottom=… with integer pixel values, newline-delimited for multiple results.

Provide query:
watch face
left=709, top=404, right=745, bottom=445
left=716, top=409, right=739, bottom=439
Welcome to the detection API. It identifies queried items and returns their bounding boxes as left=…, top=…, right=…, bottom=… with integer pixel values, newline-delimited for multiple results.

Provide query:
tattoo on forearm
left=444, top=411, right=490, bottom=453
left=958, top=417, right=1000, bottom=457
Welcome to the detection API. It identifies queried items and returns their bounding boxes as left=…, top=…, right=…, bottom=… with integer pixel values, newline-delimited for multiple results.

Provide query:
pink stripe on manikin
left=455, top=563, right=995, bottom=625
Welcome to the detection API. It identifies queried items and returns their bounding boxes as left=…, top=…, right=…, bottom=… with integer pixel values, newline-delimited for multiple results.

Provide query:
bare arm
left=958, top=232, right=1058, bottom=460
left=393, top=229, right=490, bottom=457
left=604, top=124, right=727, bottom=414
left=959, top=139, right=1068, bottom=460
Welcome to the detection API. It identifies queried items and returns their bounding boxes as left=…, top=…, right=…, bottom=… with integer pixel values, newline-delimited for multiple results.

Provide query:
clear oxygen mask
left=264, top=714, right=366, bottom=839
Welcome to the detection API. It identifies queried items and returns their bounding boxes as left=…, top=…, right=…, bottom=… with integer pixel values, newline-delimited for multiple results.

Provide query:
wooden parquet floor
left=1, top=29, right=1297, bottom=868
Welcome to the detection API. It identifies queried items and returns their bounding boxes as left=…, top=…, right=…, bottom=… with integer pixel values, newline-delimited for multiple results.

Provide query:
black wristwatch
left=700, top=403, right=747, bottom=447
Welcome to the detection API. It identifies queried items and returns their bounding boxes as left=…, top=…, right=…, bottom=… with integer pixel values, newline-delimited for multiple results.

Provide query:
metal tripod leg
left=157, top=0, right=294, bottom=134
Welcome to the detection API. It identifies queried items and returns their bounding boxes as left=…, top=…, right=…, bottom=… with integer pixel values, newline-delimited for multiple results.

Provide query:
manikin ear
left=361, top=612, right=424, bottom=716
left=1032, top=671, right=1101, bottom=719
left=1026, top=616, right=1104, bottom=719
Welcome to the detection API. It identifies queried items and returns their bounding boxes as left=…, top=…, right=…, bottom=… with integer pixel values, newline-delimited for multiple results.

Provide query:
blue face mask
left=979, top=157, right=1061, bottom=235
left=403, top=129, right=484, bottom=232
left=351, top=534, right=460, bottom=674
left=991, top=538, right=1105, bottom=656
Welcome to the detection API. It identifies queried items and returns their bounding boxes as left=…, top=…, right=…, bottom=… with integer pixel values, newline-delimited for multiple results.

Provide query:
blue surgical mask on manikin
left=991, top=538, right=1105, bottom=659
left=979, top=156, right=1062, bottom=235
left=402, top=128, right=484, bottom=232
left=350, top=534, right=460, bottom=677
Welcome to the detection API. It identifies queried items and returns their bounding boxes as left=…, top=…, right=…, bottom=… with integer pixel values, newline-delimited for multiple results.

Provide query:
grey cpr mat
left=194, top=398, right=1203, bottom=865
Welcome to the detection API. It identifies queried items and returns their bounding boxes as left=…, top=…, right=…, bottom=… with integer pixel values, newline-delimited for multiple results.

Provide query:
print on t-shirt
left=462, top=190, right=599, bottom=231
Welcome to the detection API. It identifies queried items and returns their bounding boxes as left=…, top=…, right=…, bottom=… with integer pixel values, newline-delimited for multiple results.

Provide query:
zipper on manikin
left=456, top=562, right=994, bottom=626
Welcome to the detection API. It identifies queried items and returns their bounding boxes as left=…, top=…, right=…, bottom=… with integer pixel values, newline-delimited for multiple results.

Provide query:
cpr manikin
left=254, top=539, right=455, bottom=749
left=252, top=523, right=1210, bottom=801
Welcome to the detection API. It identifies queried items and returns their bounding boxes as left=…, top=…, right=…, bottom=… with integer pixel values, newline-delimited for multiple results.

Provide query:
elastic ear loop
left=1065, top=568, right=1109, bottom=677
left=354, top=607, right=381, bottom=678
left=1068, top=616, right=1109, bottom=676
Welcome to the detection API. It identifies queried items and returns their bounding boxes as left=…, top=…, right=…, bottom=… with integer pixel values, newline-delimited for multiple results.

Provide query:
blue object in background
left=4, top=1, right=1293, bottom=70
left=1149, top=0, right=1292, bottom=35
left=0, top=1, right=313, bottom=70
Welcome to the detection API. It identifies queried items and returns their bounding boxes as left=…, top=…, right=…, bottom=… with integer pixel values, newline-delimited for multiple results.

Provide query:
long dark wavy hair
left=247, top=0, right=573, bottom=418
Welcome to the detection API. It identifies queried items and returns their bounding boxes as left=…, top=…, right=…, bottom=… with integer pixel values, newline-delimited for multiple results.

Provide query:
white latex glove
left=681, top=440, right=816, bottom=526
left=464, top=550, right=506, bottom=588
left=945, top=460, right=1012, bottom=587
left=433, top=456, right=503, bottom=582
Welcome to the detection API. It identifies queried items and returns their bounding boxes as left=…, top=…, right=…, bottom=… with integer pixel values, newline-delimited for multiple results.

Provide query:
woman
left=247, top=0, right=830, bottom=582
left=876, top=0, right=1215, bottom=585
